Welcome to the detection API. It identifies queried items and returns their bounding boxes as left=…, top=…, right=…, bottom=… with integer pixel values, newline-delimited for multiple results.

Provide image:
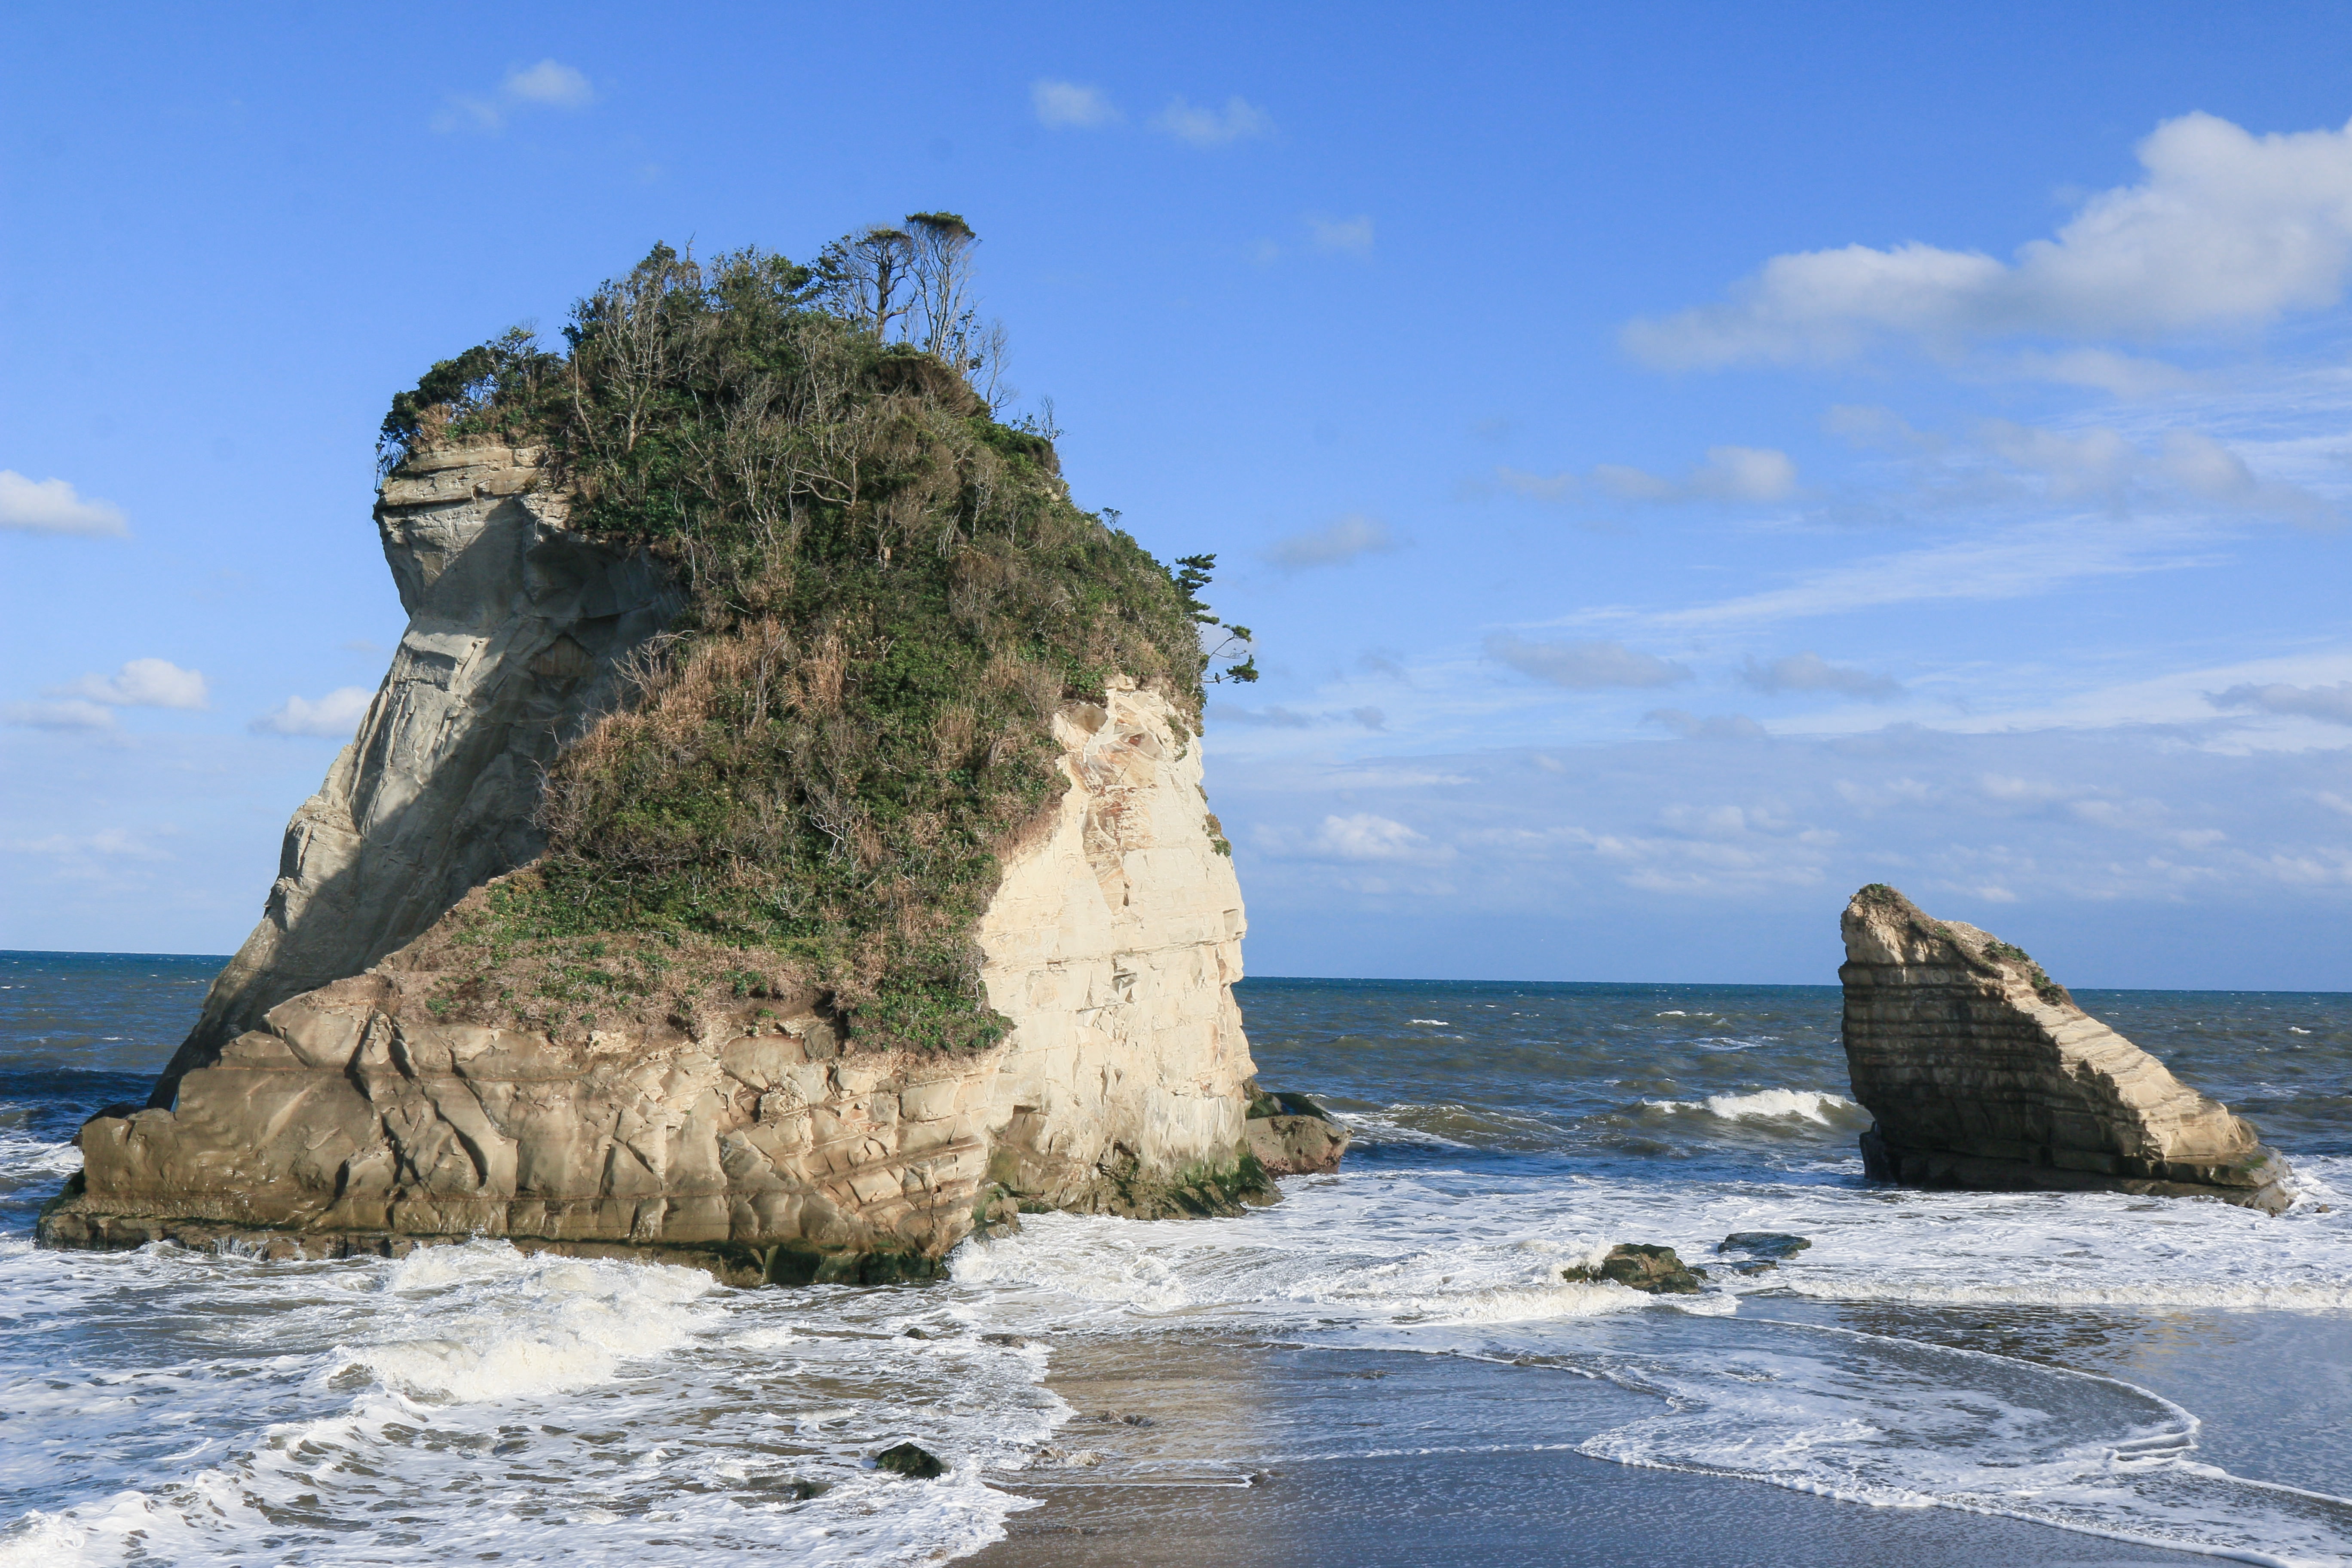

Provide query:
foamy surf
left=9, top=969, right=2351, bottom=1565
left=0, top=1236, right=1062, bottom=1567
left=1564, top=1319, right=2352, bottom=1568
left=1642, top=1088, right=1863, bottom=1124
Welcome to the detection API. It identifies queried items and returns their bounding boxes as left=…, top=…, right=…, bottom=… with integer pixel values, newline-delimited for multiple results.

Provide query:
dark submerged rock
left=874, top=1442, right=947, bottom=1479
left=1562, top=1243, right=1706, bottom=1295
left=1716, top=1231, right=1811, bottom=1274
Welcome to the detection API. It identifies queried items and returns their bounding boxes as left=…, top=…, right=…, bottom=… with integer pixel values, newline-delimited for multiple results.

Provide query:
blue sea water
left=2, top=952, right=2349, bottom=1565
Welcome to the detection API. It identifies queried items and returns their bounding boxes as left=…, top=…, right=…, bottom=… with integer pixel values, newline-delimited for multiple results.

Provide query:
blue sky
left=4, top=3, right=2349, bottom=986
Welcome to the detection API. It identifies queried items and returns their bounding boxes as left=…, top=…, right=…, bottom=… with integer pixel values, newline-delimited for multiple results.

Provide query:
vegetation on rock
left=377, top=227, right=1229, bottom=1052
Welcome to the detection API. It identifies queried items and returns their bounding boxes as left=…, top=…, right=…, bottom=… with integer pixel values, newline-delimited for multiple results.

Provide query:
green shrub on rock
left=378, top=237, right=1215, bottom=1054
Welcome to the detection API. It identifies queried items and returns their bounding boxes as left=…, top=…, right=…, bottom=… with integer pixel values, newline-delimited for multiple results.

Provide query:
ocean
left=2, top=952, right=2348, bottom=1565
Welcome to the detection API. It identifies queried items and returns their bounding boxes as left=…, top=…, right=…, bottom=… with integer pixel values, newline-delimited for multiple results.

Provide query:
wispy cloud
left=1, top=827, right=170, bottom=861
left=1487, top=634, right=1692, bottom=689
left=1307, top=812, right=1446, bottom=862
left=1307, top=214, right=1374, bottom=255
left=1265, top=513, right=1400, bottom=570
left=1494, top=466, right=1578, bottom=503
left=1742, top=652, right=1903, bottom=700
left=434, top=60, right=597, bottom=134
left=504, top=60, right=594, bottom=107
left=1211, top=702, right=1387, bottom=732
left=1153, top=95, right=1272, bottom=147
left=1622, top=521, right=2218, bottom=632
left=1826, top=405, right=2340, bottom=527
left=1645, top=709, right=1768, bottom=739
left=0, top=471, right=127, bottom=536
left=1212, top=704, right=1316, bottom=729
left=251, top=686, right=374, bottom=738
left=2, top=699, right=116, bottom=732
left=1491, top=446, right=1798, bottom=507
left=1032, top=79, right=1118, bottom=128
left=49, top=658, right=208, bottom=710
left=1624, top=111, right=2352, bottom=382
left=2209, top=680, right=2352, bottom=725
left=1594, top=446, right=1798, bottom=504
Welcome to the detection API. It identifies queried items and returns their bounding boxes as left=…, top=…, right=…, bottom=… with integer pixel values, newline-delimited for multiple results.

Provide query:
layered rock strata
left=44, top=684, right=1272, bottom=1281
left=43, top=443, right=1296, bottom=1280
left=1839, top=885, right=2294, bottom=1213
left=149, top=441, right=682, bottom=1107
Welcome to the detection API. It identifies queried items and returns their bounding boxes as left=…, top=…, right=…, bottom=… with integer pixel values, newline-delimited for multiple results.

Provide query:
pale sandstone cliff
left=149, top=442, right=681, bottom=1107
left=1840, top=885, right=2295, bottom=1213
left=44, top=447, right=1279, bottom=1280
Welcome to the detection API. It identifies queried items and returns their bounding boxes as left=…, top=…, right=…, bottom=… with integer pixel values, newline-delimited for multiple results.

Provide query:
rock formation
left=147, top=441, right=681, bottom=1108
left=1241, top=1088, right=1352, bottom=1176
left=44, top=671, right=1272, bottom=1280
left=1562, top=1243, right=1705, bottom=1294
left=43, top=447, right=1311, bottom=1281
left=1839, top=885, right=2294, bottom=1213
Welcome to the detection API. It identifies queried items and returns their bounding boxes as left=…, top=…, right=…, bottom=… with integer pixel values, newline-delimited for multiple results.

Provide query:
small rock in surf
left=1562, top=1243, right=1706, bottom=1294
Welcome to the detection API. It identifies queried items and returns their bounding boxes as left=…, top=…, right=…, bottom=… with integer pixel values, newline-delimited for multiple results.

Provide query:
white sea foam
left=0, top=1236, right=1063, bottom=1566
left=1643, top=1088, right=1861, bottom=1124
left=8, top=989, right=2349, bottom=1565
left=1568, top=1319, right=2352, bottom=1566
left=324, top=1245, right=721, bottom=1402
left=946, top=1148, right=2352, bottom=1563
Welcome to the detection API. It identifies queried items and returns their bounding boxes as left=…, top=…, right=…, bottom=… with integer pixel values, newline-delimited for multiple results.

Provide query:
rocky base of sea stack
left=1241, top=1087, right=1352, bottom=1176
left=1840, top=884, right=2295, bottom=1215
left=1858, top=1127, right=2294, bottom=1210
left=35, top=1175, right=946, bottom=1286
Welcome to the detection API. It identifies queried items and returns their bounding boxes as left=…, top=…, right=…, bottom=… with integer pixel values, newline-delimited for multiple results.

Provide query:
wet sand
left=966, top=1334, right=2219, bottom=1567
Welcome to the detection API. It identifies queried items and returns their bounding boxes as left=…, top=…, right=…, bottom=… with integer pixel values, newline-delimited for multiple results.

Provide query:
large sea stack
left=1839, top=884, right=2294, bottom=1213
left=39, top=239, right=1315, bottom=1282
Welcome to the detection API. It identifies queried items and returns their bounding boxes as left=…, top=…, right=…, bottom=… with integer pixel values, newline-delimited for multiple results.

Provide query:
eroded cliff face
left=148, top=442, right=682, bottom=1106
left=973, top=686, right=1257, bottom=1211
left=1840, top=885, right=2294, bottom=1213
left=44, top=588, right=1265, bottom=1277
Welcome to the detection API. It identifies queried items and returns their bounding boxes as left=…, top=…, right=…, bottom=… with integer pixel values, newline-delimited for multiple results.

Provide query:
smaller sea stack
left=1839, top=884, right=2295, bottom=1213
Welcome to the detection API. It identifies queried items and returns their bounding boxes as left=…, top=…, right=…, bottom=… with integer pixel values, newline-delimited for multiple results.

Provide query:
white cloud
left=2, top=827, right=168, bottom=861
left=1998, top=348, right=2194, bottom=398
left=1832, top=406, right=2336, bottom=525
left=1265, top=513, right=1400, bottom=569
left=51, top=658, right=208, bottom=710
left=435, top=59, right=595, bottom=133
left=1032, top=80, right=1119, bottom=128
left=1624, top=111, right=2352, bottom=373
left=1494, top=466, right=1578, bottom=502
left=1627, top=520, right=2216, bottom=631
left=251, top=686, right=374, bottom=738
left=1307, top=214, right=1374, bottom=255
left=1310, top=813, right=1440, bottom=861
left=1742, top=651, right=1904, bottom=700
left=1494, top=447, right=1797, bottom=507
left=2, top=699, right=116, bottom=731
left=2208, top=680, right=2352, bottom=725
left=1488, top=634, right=1692, bottom=689
left=0, top=471, right=127, bottom=536
left=1152, top=95, right=1272, bottom=147
left=1593, top=445, right=1798, bottom=504
left=503, top=60, right=594, bottom=107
